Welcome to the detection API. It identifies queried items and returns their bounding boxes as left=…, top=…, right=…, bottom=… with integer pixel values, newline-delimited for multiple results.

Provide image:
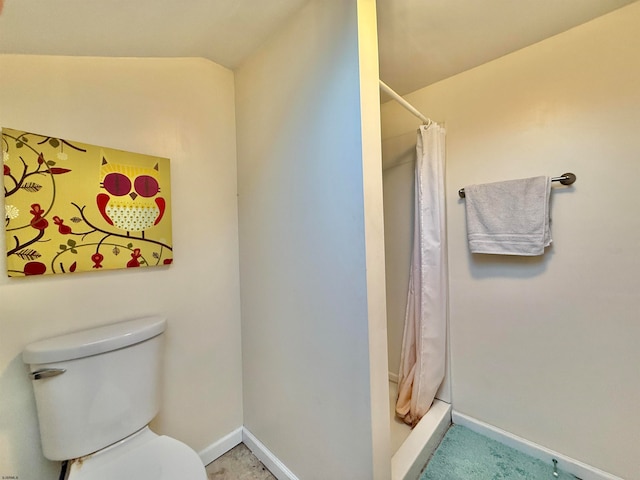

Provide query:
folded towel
left=464, top=176, right=551, bottom=256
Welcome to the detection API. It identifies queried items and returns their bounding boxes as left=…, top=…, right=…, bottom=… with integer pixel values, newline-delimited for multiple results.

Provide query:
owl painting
left=97, top=157, right=166, bottom=234
left=3, top=128, right=173, bottom=276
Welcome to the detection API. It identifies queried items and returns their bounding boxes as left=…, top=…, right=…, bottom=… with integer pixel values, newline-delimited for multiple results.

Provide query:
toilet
left=23, top=316, right=207, bottom=480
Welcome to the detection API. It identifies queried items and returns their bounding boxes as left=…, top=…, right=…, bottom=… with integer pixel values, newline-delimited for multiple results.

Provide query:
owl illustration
left=96, top=157, right=166, bottom=234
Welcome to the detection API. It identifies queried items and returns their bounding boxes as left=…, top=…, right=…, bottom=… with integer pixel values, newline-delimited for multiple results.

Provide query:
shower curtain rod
left=379, top=80, right=432, bottom=126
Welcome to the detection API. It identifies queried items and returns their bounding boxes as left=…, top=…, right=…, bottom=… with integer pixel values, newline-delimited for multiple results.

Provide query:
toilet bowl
left=64, top=427, right=206, bottom=480
left=23, top=316, right=207, bottom=480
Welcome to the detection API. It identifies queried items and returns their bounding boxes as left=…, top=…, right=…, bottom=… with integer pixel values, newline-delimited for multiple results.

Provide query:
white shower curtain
left=395, top=123, right=448, bottom=427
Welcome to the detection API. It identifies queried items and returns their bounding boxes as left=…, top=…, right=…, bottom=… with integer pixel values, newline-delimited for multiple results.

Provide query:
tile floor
left=206, top=443, right=276, bottom=480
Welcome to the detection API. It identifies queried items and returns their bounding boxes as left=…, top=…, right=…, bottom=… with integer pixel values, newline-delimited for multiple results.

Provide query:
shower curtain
left=395, top=123, right=447, bottom=427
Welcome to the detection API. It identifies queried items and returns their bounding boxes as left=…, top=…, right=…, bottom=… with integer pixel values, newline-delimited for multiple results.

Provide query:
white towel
left=464, top=176, right=552, bottom=256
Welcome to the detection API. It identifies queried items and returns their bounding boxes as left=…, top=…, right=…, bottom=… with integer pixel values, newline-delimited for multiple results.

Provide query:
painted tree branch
left=71, top=203, right=173, bottom=251
left=7, top=228, right=45, bottom=257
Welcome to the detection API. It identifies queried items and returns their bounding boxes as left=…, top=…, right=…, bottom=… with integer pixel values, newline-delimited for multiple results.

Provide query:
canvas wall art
left=3, top=127, right=173, bottom=276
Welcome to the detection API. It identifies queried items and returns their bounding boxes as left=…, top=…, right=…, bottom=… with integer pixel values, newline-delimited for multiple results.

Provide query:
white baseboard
left=196, top=426, right=299, bottom=479
left=242, top=428, right=300, bottom=480
left=452, top=411, right=623, bottom=480
left=198, top=426, right=243, bottom=466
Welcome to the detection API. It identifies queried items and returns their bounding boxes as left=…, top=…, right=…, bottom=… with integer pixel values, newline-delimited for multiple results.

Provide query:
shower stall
left=380, top=81, right=451, bottom=479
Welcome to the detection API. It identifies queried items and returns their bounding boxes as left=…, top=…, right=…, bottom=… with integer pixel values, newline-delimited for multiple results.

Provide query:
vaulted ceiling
left=377, top=0, right=638, bottom=95
left=0, top=0, right=637, bottom=96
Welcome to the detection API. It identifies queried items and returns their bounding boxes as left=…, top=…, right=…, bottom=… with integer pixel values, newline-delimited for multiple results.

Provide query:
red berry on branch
left=24, top=262, right=46, bottom=275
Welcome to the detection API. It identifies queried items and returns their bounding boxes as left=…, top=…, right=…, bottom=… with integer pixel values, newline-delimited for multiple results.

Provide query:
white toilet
left=23, top=316, right=207, bottom=480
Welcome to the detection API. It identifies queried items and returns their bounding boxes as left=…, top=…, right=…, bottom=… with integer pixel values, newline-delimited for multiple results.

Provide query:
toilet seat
left=66, top=427, right=207, bottom=480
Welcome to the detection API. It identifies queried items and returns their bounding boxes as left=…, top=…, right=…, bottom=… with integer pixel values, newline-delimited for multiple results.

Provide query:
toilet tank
left=23, top=316, right=167, bottom=461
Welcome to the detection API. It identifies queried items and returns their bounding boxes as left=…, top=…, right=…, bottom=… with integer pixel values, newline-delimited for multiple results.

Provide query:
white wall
left=0, top=56, right=243, bottom=478
left=235, top=0, right=390, bottom=478
left=381, top=3, right=640, bottom=479
left=356, top=1, right=392, bottom=476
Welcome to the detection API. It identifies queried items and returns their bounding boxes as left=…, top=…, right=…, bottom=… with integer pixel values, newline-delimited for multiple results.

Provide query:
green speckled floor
left=420, top=425, right=575, bottom=480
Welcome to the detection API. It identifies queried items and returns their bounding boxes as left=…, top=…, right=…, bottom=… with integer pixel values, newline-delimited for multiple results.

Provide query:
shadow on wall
left=382, top=145, right=415, bottom=171
left=0, top=355, right=60, bottom=479
left=468, top=250, right=550, bottom=279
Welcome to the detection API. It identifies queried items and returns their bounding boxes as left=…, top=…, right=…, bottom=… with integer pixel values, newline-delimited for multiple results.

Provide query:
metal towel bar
left=458, top=173, right=576, bottom=198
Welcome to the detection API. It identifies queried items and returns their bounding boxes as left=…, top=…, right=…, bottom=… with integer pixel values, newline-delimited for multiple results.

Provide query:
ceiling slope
left=0, top=0, right=637, bottom=94
left=377, top=0, right=638, bottom=95
left=0, top=0, right=308, bottom=69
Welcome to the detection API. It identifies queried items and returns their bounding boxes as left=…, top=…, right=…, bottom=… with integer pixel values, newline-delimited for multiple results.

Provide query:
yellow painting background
left=3, top=127, right=173, bottom=276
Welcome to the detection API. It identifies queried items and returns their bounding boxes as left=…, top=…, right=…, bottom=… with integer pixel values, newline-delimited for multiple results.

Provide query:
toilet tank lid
left=23, top=316, right=167, bottom=365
